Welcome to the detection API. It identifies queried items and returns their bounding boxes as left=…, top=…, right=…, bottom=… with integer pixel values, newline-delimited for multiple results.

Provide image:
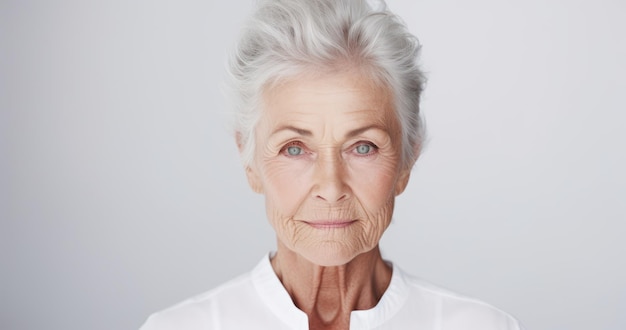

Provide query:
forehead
left=260, top=70, right=397, bottom=127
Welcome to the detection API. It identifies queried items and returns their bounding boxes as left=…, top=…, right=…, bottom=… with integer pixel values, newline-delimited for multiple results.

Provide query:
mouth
left=303, top=220, right=357, bottom=229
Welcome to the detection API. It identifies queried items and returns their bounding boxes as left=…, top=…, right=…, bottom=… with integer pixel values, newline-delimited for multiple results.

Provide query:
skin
left=242, top=69, right=415, bottom=330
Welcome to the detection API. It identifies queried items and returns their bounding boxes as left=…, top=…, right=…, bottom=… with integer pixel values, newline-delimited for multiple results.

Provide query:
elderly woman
left=141, top=0, right=522, bottom=329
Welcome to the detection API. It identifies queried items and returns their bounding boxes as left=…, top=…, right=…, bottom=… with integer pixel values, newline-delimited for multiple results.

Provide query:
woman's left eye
left=354, top=143, right=376, bottom=155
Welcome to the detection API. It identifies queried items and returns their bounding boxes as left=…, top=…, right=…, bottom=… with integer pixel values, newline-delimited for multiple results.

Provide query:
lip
left=304, top=220, right=357, bottom=229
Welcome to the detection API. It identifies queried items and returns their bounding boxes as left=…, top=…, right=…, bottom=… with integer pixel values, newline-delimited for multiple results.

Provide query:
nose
left=312, top=151, right=350, bottom=203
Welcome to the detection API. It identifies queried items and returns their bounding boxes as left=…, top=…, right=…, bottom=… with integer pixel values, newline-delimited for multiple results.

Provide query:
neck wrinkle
left=270, top=241, right=392, bottom=326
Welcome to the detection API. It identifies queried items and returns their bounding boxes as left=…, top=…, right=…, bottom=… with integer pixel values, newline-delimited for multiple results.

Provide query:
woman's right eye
left=286, top=145, right=303, bottom=156
left=281, top=143, right=306, bottom=156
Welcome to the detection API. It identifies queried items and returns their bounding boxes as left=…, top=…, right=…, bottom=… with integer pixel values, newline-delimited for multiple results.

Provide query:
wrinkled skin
left=242, top=69, right=414, bottom=329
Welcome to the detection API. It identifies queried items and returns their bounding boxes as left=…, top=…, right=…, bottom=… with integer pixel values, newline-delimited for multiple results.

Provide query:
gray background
left=1, top=0, right=625, bottom=329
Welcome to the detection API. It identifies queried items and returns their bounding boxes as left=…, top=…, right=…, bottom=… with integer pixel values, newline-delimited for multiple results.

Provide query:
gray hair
left=227, top=0, right=425, bottom=170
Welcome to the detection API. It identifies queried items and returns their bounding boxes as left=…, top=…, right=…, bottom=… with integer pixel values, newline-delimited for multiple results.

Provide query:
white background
left=1, top=1, right=625, bottom=329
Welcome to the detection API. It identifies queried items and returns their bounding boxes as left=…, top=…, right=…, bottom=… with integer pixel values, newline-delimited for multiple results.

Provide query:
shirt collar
left=251, top=253, right=309, bottom=329
left=251, top=252, right=410, bottom=329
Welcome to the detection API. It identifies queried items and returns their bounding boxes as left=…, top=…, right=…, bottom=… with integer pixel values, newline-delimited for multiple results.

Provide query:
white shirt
left=140, top=254, right=523, bottom=330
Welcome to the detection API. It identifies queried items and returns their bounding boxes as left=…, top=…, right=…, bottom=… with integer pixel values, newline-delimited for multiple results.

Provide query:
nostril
left=315, top=186, right=348, bottom=203
left=315, top=193, right=347, bottom=201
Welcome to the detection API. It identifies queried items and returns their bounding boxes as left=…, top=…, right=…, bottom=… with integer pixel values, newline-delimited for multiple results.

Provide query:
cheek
left=261, top=159, right=311, bottom=218
left=350, top=158, right=399, bottom=213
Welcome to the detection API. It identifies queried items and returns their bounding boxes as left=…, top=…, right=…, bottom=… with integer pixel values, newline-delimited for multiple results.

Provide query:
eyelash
left=280, top=141, right=379, bottom=157
left=280, top=141, right=307, bottom=157
left=351, top=141, right=379, bottom=156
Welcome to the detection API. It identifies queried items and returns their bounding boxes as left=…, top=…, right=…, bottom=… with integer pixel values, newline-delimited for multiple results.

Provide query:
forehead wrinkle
left=260, top=73, right=398, bottom=145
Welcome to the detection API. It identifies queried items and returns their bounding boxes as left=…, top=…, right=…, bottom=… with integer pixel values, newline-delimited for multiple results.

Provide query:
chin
left=299, top=241, right=366, bottom=267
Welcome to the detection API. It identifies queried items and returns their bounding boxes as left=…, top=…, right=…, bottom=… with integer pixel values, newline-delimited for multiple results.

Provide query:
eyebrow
left=271, top=125, right=313, bottom=137
left=271, top=124, right=388, bottom=139
left=346, top=125, right=388, bottom=138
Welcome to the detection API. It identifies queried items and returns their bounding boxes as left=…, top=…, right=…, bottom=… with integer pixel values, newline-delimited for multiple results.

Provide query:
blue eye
left=286, top=145, right=303, bottom=156
left=355, top=144, right=372, bottom=155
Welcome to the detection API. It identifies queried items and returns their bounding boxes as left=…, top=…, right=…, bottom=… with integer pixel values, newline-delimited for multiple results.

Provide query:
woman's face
left=245, top=70, right=412, bottom=266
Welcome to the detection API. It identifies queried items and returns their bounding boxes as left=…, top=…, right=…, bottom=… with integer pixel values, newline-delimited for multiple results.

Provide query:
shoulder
left=139, top=272, right=256, bottom=330
left=399, top=269, right=523, bottom=330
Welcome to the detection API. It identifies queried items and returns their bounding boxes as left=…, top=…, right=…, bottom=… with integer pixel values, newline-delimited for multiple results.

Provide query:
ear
left=394, top=168, right=411, bottom=196
left=236, top=132, right=264, bottom=194
left=245, top=165, right=264, bottom=194
left=395, top=144, right=421, bottom=196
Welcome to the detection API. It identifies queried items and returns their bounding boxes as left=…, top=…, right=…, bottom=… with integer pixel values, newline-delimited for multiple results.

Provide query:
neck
left=270, top=240, right=392, bottom=330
